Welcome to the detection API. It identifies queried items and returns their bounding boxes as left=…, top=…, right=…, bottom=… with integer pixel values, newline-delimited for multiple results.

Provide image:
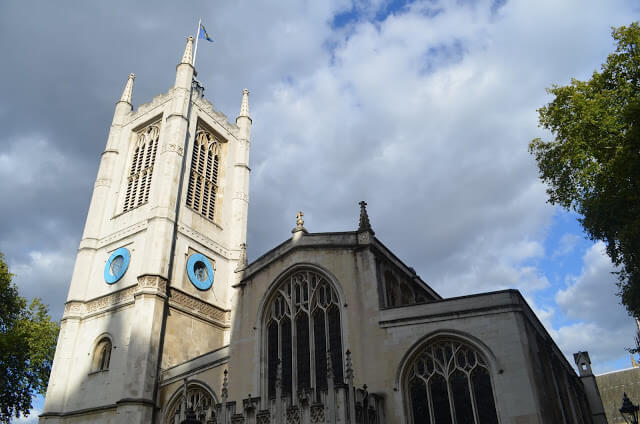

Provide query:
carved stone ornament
left=137, top=275, right=167, bottom=291
left=162, top=143, right=184, bottom=156
left=231, top=414, right=246, bottom=424
left=310, top=404, right=325, bottom=424
left=234, top=191, right=249, bottom=202
left=169, top=288, right=230, bottom=324
left=94, top=178, right=110, bottom=188
left=62, top=276, right=167, bottom=319
left=256, top=411, right=271, bottom=424
left=286, top=406, right=301, bottom=424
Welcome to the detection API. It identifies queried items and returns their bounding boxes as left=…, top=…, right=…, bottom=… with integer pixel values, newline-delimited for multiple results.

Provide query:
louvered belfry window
left=123, top=122, right=160, bottom=212
left=186, top=128, right=220, bottom=221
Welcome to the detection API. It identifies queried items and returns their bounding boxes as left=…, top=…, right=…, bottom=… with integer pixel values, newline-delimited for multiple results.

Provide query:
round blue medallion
left=187, top=253, right=214, bottom=290
left=104, top=247, right=130, bottom=284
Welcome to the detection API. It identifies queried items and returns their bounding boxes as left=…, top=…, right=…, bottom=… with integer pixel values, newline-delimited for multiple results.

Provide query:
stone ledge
left=62, top=275, right=167, bottom=320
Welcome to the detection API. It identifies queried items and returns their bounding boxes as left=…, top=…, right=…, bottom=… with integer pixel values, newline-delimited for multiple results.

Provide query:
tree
left=0, top=253, right=60, bottom=423
left=529, top=23, right=640, bottom=320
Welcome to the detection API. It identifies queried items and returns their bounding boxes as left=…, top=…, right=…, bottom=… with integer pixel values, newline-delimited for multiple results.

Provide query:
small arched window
left=405, top=339, right=499, bottom=424
left=186, top=128, right=221, bottom=221
left=92, top=337, right=112, bottom=372
left=265, top=269, right=344, bottom=399
left=124, top=122, right=160, bottom=212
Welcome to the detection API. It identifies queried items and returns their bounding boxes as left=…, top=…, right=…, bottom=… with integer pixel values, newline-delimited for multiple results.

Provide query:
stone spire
left=358, top=201, right=374, bottom=234
left=237, top=89, right=251, bottom=121
left=118, top=73, right=135, bottom=105
left=181, top=36, right=194, bottom=65
left=175, top=36, right=195, bottom=89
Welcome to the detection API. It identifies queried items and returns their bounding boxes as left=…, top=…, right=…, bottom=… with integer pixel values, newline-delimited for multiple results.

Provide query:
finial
left=358, top=201, right=374, bottom=234
left=292, top=211, right=308, bottom=234
left=221, top=369, right=228, bottom=400
left=182, top=377, right=189, bottom=417
left=118, top=73, right=135, bottom=105
left=181, top=36, right=194, bottom=65
left=345, top=349, right=354, bottom=381
left=238, top=89, right=250, bottom=119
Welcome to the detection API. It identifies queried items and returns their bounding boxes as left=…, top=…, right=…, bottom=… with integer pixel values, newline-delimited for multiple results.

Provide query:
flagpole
left=192, top=18, right=201, bottom=68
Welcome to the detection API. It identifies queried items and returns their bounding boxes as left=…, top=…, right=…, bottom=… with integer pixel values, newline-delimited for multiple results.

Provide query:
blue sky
left=1, top=0, right=639, bottom=421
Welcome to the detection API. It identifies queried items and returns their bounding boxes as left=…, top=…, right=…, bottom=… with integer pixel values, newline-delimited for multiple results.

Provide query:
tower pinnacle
left=238, top=89, right=250, bottom=120
left=181, top=36, right=194, bottom=66
left=118, top=73, right=135, bottom=105
left=358, top=201, right=374, bottom=234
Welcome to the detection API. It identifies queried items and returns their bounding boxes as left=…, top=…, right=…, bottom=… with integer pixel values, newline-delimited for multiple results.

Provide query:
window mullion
left=446, top=374, right=457, bottom=424
left=309, top=306, right=316, bottom=392
left=427, top=377, right=436, bottom=424
left=467, top=371, right=480, bottom=424
left=291, top=299, right=298, bottom=399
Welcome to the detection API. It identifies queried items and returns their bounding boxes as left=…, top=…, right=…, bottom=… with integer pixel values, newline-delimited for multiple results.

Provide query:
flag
left=198, top=24, right=213, bottom=42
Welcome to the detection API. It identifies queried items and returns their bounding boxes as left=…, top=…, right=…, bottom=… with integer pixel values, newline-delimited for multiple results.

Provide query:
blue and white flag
left=198, top=23, right=213, bottom=42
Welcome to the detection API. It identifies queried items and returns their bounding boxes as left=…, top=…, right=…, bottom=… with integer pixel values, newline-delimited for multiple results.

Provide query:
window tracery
left=165, top=384, right=216, bottom=424
left=406, top=339, right=499, bottom=424
left=186, top=128, right=221, bottom=221
left=124, top=122, right=160, bottom=212
left=265, top=269, right=344, bottom=399
left=91, top=337, right=112, bottom=372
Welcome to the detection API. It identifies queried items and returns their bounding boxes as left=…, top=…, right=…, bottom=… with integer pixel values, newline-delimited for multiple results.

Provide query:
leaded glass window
left=265, top=269, right=344, bottom=399
left=186, top=128, right=221, bottom=221
left=124, top=122, right=160, bottom=212
left=406, top=339, right=499, bottom=424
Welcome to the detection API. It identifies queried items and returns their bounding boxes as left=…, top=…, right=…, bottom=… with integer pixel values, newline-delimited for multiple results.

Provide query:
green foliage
left=529, top=23, right=640, bottom=320
left=0, top=253, right=60, bottom=423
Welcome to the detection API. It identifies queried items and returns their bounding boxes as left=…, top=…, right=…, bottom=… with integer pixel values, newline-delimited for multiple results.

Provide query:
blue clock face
left=187, top=253, right=214, bottom=290
left=104, top=247, right=130, bottom=284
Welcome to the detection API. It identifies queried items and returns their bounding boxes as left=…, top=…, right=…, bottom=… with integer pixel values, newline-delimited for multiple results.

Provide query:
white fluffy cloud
left=554, top=243, right=636, bottom=373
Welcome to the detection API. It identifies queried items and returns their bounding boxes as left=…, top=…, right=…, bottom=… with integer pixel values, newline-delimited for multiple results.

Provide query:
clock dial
left=187, top=253, right=214, bottom=290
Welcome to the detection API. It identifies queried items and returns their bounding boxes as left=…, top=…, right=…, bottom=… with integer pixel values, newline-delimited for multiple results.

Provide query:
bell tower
left=41, top=36, right=251, bottom=423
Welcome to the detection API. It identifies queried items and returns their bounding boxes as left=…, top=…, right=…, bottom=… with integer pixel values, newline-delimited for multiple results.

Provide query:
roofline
left=239, top=231, right=440, bottom=299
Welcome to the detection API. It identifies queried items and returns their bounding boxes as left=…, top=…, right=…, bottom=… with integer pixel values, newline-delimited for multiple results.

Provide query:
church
left=40, top=36, right=607, bottom=424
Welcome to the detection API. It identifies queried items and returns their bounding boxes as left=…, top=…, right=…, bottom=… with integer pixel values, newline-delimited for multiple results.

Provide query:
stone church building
left=40, top=37, right=606, bottom=424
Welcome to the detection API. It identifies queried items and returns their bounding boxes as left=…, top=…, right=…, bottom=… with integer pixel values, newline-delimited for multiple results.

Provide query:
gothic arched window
left=165, top=383, right=217, bottom=424
left=91, top=337, right=112, bottom=372
left=405, top=339, right=499, bottom=424
left=265, top=269, right=344, bottom=399
left=186, top=128, right=221, bottom=221
left=124, top=122, right=160, bottom=212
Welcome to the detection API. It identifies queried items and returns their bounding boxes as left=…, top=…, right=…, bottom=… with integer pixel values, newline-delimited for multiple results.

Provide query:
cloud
left=10, top=246, right=76, bottom=320
left=552, top=233, right=581, bottom=258
left=553, top=242, right=636, bottom=373
left=11, top=408, right=40, bottom=424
